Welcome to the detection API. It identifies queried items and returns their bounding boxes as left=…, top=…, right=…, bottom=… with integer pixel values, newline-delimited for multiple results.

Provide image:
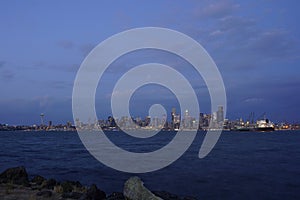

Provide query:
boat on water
left=254, top=118, right=275, bottom=132
left=234, top=126, right=252, bottom=131
left=233, top=114, right=275, bottom=132
left=232, top=119, right=255, bottom=132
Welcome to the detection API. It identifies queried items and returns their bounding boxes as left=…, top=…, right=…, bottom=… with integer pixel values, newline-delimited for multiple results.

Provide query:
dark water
left=1, top=130, right=300, bottom=199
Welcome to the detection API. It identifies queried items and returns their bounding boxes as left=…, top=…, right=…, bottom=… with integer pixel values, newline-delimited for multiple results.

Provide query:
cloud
left=47, top=80, right=73, bottom=89
left=1, top=69, right=15, bottom=80
left=194, top=1, right=240, bottom=19
left=33, top=95, right=52, bottom=108
left=206, top=16, right=257, bottom=49
left=113, top=10, right=132, bottom=30
left=204, top=16, right=299, bottom=72
left=32, top=61, right=47, bottom=68
left=219, top=16, right=256, bottom=33
left=49, top=63, right=79, bottom=73
left=64, top=64, right=79, bottom=73
left=243, top=97, right=264, bottom=104
left=0, top=61, right=6, bottom=68
left=246, top=30, right=299, bottom=59
left=79, top=43, right=96, bottom=57
left=58, top=40, right=75, bottom=49
left=57, top=39, right=97, bottom=57
left=209, top=30, right=223, bottom=36
left=30, top=61, right=79, bottom=73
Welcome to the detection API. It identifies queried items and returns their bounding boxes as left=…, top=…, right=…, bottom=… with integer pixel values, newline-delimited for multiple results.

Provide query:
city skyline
left=1, top=105, right=297, bottom=129
left=1, top=1, right=300, bottom=125
left=1, top=105, right=299, bottom=132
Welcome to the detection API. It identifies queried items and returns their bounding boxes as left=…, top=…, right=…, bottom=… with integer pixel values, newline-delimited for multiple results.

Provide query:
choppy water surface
left=1, top=130, right=299, bottom=199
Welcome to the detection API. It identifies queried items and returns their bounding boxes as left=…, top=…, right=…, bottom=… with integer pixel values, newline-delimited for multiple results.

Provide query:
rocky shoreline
left=0, top=166, right=197, bottom=200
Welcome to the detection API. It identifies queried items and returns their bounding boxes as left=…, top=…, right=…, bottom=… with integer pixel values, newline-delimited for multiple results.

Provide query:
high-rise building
left=185, top=109, right=189, bottom=117
left=40, top=113, right=45, bottom=126
left=75, top=118, right=81, bottom=128
left=217, top=105, right=224, bottom=123
left=199, top=113, right=204, bottom=129
left=171, top=108, right=176, bottom=123
left=171, top=107, right=176, bottom=130
left=48, top=121, right=52, bottom=128
left=144, top=116, right=151, bottom=126
left=108, top=116, right=116, bottom=127
left=183, top=109, right=191, bottom=129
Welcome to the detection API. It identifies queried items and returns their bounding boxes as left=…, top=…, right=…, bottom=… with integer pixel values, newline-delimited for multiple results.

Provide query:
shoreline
left=0, top=166, right=197, bottom=200
left=1, top=128, right=300, bottom=133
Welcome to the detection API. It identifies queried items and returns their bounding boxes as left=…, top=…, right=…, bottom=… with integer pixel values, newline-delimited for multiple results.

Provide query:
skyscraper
left=217, top=105, right=224, bottom=123
left=184, top=109, right=191, bottom=129
left=171, top=107, right=176, bottom=129
left=171, top=108, right=176, bottom=124
left=199, top=113, right=204, bottom=129
left=40, top=113, right=45, bottom=126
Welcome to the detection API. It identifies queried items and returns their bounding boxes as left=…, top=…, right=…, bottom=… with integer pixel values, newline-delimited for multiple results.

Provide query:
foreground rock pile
left=0, top=166, right=197, bottom=200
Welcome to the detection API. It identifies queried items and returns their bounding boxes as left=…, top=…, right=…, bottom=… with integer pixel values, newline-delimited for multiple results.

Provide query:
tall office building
left=48, top=121, right=52, bottom=128
left=184, top=109, right=191, bottom=129
left=171, top=107, right=176, bottom=129
left=217, top=105, right=224, bottom=123
left=40, top=113, right=45, bottom=126
left=171, top=108, right=176, bottom=124
left=199, top=113, right=204, bottom=129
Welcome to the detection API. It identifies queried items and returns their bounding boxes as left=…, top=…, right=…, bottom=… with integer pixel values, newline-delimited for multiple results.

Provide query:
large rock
left=152, top=191, right=180, bottom=200
left=0, top=166, right=29, bottom=186
left=41, top=178, right=57, bottom=189
left=123, top=177, right=162, bottom=200
left=80, top=184, right=106, bottom=200
left=153, top=191, right=198, bottom=200
left=61, top=180, right=83, bottom=193
left=31, top=175, right=46, bottom=185
left=36, top=190, right=53, bottom=197
left=106, top=192, right=125, bottom=200
left=62, top=191, right=83, bottom=199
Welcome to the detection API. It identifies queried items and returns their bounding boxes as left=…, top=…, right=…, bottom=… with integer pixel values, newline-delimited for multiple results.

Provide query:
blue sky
left=0, top=0, right=300, bottom=125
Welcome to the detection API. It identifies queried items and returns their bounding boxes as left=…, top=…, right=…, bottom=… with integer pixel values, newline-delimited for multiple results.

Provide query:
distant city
left=0, top=106, right=299, bottom=132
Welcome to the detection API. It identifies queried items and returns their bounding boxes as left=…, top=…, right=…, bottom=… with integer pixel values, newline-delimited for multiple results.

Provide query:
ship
left=233, top=125, right=251, bottom=131
left=233, top=113, right=275, bottom=132
left=232, top=117, right=255, bottom=132
left=254, top=118, right=275, bottom=132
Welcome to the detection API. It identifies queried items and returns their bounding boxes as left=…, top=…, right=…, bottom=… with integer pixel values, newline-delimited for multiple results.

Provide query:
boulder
left=53, top=180, right=84, bottom=193
left=61, top=180, right=81, bottom=193
left=36, top=190, right=53, bottom=197
left=31, top=175, right=46, bottom=185
left=123, top=177, right=162, bottom=200
left=0, top=166, right=29, bottom=186
left=80, top=184, right=106, bottom=200
left=153, top=191, right=198, bottom=200
left=41, top=178, right=57, bottom=189
left=62, top=191, right=83, bottom=199
left=106, top=192, right=125, bottom=200
left=153, top=191, right=180, bottom=200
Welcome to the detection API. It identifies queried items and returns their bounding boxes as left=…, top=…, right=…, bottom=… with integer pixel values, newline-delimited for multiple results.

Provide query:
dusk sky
left=1, top=0, right=300, bottom=125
